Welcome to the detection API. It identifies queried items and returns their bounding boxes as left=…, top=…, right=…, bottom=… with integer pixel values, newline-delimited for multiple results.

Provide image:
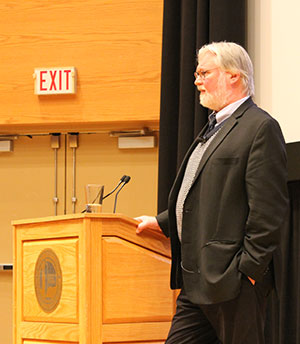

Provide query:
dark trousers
left=165, top=277, right=268, bottom=344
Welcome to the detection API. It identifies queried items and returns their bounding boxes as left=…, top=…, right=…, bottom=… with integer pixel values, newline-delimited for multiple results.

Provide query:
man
left=136, top=42, right=288, bottom=344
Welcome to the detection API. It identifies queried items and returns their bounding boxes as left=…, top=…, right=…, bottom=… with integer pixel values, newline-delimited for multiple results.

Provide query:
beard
left=199, top=74, right=230, bottom=111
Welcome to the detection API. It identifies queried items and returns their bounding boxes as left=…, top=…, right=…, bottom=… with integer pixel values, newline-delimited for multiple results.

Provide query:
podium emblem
left=34, top=248, right=62, bottom=313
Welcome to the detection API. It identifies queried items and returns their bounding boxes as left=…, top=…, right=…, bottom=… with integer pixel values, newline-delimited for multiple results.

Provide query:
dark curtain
left=158, top=0, right=246, bottom=213
left=265, top=180, right=300, bottom=344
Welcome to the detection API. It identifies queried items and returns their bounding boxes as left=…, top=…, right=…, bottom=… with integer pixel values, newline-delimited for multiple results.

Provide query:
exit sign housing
left=34, top=67, right=77, bottom=95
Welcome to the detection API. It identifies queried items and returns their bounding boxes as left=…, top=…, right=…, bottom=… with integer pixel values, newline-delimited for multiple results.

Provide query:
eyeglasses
left=194, top=67, right=218, bottom=81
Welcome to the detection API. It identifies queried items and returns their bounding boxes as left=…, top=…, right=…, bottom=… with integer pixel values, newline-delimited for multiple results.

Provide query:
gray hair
left=197, top=42, right=255, bottom=97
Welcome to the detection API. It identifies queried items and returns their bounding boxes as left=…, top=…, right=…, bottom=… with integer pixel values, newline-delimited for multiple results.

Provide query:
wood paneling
left=0, top=0, right=163, bottom=133
left=102, top=237, right=173, bottom=323
left=22, top=239, right=79, bottom=323
left=21, top=322, right=79, bottom=343
left=102, top=322, right=170, bottom=342
left=24, top=341, right=78, bottom=344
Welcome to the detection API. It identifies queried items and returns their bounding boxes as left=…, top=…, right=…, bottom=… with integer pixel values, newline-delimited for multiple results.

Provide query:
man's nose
left=194, top=77, right=203, bottom=86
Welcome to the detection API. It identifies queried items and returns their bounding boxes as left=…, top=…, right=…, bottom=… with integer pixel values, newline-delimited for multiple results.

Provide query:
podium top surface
left=12, top=213, right=138, bottom=226
left=13, top=213, right=171, bottom=258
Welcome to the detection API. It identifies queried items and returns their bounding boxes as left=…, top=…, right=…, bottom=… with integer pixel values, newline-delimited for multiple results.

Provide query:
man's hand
left=134, top=215, right=162, bottom=234
left=248, top=276, right=256, bottom=285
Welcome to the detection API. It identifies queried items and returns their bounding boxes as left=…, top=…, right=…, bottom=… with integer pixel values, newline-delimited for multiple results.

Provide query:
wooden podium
left=13, top=214, right=176, bottom=344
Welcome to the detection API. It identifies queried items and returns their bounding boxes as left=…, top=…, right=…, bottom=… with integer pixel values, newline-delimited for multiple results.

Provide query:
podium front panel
left=14, top=214, right=175, bottom=344
left=22, top=238, right=79, bottom=323
left=102, top=236, right=173, bottom=323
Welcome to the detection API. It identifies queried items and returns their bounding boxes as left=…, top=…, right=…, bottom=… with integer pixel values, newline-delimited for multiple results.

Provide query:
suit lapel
left=191, top=98, right=255, bottom=188
left=192, top=116, right=237, bottom=183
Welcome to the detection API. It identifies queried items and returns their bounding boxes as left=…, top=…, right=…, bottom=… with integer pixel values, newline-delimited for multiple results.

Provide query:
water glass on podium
left=85, top=184, right=104, bottom=213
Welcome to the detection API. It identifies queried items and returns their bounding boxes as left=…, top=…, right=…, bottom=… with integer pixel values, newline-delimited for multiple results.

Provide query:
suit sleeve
left=238, top=118, right=289, bottom=281
left=156, top=209, right=170, bottom=238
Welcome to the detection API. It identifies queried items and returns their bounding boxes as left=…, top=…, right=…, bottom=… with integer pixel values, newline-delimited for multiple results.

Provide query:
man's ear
left=228, top=71, right=241, bottom=85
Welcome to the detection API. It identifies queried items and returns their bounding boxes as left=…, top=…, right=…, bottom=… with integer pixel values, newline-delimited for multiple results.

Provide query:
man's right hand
left=134, top=216, right=162, bottom=234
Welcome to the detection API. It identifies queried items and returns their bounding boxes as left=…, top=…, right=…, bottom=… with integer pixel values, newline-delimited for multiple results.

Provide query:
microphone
left=113, top=175, right=131, bottom=213
left=102, top=175, right=127, bottom=200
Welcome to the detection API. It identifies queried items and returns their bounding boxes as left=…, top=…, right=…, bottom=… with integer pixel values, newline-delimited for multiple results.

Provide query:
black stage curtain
left=158, top=0, right=246, bottom=213
left=265, top=180, right=300, bottom=343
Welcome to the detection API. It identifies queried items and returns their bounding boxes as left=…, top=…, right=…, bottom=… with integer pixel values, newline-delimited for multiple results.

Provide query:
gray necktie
left=207, top=112, right=217, bottom=133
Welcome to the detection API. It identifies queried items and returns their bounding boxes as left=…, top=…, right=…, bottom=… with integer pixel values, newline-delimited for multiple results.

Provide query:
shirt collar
left=215, top=96, right=250, bottom=125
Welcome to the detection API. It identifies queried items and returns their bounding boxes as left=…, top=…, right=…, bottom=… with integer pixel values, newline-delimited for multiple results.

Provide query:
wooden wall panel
left=0, top=0, right=163, bottom=133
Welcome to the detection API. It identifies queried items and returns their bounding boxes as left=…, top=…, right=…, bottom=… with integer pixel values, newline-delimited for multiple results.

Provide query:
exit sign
left=34, top=67, right=77, bottom=95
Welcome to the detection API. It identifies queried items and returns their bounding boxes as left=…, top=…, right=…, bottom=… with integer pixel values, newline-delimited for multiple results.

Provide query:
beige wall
left=0, top=271, right=13, bottom=343
left=247, top=0, right=300, bottom=143
left=0, top=132, right=159, bottom=344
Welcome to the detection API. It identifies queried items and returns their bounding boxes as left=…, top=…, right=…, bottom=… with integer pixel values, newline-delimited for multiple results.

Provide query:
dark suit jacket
left=156, top=98, right=289, bottom=305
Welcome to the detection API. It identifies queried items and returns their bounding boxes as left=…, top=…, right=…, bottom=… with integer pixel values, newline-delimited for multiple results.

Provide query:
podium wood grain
left=13, top=214, right=175, bottom=344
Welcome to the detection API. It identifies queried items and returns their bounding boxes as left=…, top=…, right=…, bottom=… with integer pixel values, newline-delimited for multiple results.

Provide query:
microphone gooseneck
left=113, top=176, right=131, bottom=213
left=102, top=175, right=127, bottom=200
